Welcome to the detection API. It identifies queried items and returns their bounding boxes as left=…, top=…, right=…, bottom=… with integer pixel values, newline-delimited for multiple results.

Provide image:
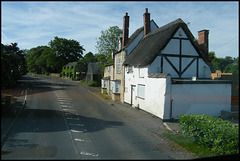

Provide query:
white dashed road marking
left=55, top=90, right=96, bottom=158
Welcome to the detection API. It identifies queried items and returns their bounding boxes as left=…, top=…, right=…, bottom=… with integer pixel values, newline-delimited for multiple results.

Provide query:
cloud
left=1, top=1, right=238, bottom=58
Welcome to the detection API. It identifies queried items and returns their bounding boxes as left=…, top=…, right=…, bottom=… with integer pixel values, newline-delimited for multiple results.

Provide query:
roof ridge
left=143, top=18, right=185, bottom=39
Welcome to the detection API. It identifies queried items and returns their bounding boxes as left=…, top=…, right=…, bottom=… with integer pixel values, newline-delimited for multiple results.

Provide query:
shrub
left=87, top=81, right=100, bottom=87
left=179, top=114, right=239, bottom=155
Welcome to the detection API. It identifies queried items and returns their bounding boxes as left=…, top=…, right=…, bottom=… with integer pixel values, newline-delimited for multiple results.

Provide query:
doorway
left=130, top=85, right=136, bottom=106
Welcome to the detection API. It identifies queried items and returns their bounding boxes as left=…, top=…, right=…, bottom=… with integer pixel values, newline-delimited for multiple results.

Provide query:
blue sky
left=1, top=1, right=239, bottom=58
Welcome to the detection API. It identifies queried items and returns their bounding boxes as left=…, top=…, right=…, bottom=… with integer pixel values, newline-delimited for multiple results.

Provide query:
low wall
left=170, top=81, right=232, bottom=119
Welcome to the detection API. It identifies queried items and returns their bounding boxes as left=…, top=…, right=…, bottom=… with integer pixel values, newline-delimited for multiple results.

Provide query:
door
left=130, top=85, right=136, bottom=106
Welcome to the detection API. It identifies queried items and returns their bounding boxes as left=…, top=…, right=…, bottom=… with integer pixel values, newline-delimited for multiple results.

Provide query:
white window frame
left=112, top=81, right=121, bottom=94
left=139, top=68, right=144, bottom=78
left=101, top=79, right=107, bottom=88
left=138, top=84, right=145, bottom=99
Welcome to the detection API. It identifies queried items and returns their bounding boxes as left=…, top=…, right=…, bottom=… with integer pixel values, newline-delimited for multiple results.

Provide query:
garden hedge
left=179, top=114, right=239, bottom=155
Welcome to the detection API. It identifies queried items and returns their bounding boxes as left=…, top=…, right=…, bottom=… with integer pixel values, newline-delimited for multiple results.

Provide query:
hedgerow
left=179, top=114, right=239, bottom=155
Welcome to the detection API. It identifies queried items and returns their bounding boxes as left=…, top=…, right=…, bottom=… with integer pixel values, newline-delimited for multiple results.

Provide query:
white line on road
left=24, top=89, right=28, bottom=104
left=80, top=151, right=99, bottom=157
left=74, top=138, right=91, bottom=142
left=66, top=117, right=80, bottom=120
left=70, top=129, right=84, bottom=133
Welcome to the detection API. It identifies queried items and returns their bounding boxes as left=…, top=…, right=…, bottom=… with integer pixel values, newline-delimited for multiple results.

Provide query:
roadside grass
left=97, top=92, right=109, bottom=100
left=79, top=80, right=88, bottom=86
left=162, top=132, right=216, bottom=158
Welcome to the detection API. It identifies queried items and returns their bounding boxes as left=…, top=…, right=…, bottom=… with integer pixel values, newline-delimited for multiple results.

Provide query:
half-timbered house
left=123, top=18, right=232, bottom=121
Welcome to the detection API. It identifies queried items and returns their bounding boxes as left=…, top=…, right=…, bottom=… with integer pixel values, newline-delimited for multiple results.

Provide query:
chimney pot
left=145, top=8, right=148, bottom=13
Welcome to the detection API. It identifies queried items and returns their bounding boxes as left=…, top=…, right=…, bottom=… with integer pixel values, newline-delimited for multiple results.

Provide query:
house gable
left=124, top=18, right=211, bottom=79
left=159, top=25, right=211, bottom=79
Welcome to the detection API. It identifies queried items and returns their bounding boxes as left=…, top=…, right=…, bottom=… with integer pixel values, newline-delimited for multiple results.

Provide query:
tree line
left=26, top=36, right=85, bottom=74
left=209, top=51, right=239, bottom=86
left=1, top=26, right=238, bottom=89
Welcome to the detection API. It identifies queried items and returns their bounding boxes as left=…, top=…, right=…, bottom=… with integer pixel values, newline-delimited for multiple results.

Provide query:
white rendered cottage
left=123, top=18, right=232, bottom=121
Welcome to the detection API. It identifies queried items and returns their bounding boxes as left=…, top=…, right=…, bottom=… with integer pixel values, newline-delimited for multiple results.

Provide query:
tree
left=1, top=43, right=27, bottom=88
left=49, top=36, right=85, bottom=73
left=209, top=51, right=235, bottom=73
left=95, top=26, right=122, bottom=60
left=208, top=51, right=217, bottom=63
left=26, top=46, right=49, bottom=74
left=76, top=52, right=97, bottom=73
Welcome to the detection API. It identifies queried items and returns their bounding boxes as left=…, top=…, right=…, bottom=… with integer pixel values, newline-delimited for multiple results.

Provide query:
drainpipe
left=108, top=77, right=110, bottom=95
left=169, top=78, right=173, bottom=120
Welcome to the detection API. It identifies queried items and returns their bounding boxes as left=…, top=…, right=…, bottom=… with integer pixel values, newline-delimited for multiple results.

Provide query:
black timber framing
left=159, top=34, right=203, bottom=79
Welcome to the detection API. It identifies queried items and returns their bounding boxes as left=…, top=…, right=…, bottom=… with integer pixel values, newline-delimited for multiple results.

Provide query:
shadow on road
left=2, top=75, right=73, bottom=98
left=2, top=107, right=123, bottom=155
left=7, top=107, right=124, bottom=134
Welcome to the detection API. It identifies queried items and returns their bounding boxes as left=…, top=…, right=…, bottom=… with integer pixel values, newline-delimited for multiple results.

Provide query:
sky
left=1, top=1, right=239, bottom=58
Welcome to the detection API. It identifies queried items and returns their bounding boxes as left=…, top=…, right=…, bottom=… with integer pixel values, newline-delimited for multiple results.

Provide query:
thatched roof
left=123, top=18, right=210, bottom=67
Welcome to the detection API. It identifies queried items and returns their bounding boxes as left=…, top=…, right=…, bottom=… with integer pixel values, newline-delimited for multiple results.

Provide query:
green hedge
left=179, top=114, right=239, bottom=155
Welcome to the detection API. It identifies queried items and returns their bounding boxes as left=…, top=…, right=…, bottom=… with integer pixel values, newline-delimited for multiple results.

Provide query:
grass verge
left=162, top=132, right=216, bottom=158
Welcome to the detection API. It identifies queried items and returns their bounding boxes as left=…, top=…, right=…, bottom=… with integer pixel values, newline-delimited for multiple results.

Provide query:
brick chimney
left=198, top=30, right=209, bottom=53
left=143, top=8, right=150, bottom=36
left=122, top=12, right=129, bottom=49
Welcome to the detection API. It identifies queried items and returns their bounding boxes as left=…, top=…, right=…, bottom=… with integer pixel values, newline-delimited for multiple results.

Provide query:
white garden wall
left=169, top=82, right=232, bottom=119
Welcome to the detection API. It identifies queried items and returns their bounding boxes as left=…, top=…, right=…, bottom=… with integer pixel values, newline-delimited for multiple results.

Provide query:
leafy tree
left=95, top=26, right=122, bottom=60
left=41, top=47, right=57, bottom=73
left=26, top=46, right=49, bottom=74
left=76, top=52, right=97, bottom=73
left=208, top=51, right=217, bottom=63
left=209, top=52, right=239, bottom=92
left=209, top=51, right=235, bottom=73
left=95, top=26, right=122, bottom=78
left=49, top=36, right=85, bottom=73
left=1, top=43, right=27, bottom=88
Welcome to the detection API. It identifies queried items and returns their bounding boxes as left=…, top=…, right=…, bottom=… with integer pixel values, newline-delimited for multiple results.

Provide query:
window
left=101, top=79, right=107, bottom=88
left=139, top=68, right=144, bottom=78
left=112, top=81, right=121, bottom=94
left=138, top=84, right=145, bottom=98
left=116, top=57, right=121, bottom=74
left=111, top=81, right=114, bottom=91
left=127, top=66, right=133, bottom=73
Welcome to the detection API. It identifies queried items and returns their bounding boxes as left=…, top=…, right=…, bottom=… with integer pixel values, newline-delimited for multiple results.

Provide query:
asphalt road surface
left=1, top=75, right=193, bottom=159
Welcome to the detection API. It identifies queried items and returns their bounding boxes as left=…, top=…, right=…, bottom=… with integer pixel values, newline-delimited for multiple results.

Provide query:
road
left=1, top=75, right=193, bottom=159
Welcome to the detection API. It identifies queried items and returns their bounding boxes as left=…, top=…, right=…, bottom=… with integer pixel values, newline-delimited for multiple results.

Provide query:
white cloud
left=1, top=1, right=238, bottom=58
